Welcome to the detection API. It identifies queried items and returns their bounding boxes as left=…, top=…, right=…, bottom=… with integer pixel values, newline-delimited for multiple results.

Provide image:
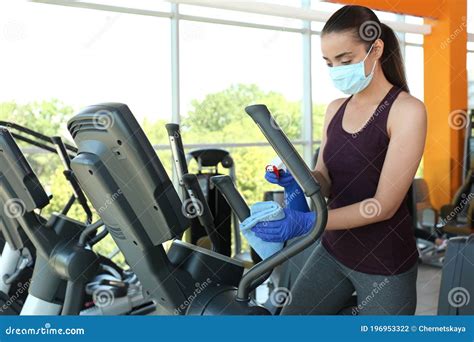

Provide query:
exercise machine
left=165, top=124, right=238, bottom=257
left=186, top=148, right=237, bottom=256
left=410, top=179, right=445, bottom=267
left=67, top=103, right=327, bottom=315
left=68, top=103, right=246, bottom=314
left=0, top=126, right=151, bottom=315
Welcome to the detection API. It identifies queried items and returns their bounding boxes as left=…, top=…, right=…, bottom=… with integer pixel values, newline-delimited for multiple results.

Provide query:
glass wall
left=0, top=1, right=171, bottom=124
left=179, top=20, right=303, bottom=144
left=0, top=0, right=171, bottom=262
left=405, top=46, right=424, bottom=101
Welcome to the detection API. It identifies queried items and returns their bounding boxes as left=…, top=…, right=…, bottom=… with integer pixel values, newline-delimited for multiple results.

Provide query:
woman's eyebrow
left=322, top=51, right=352, bottom=61
left=334, top=51, right=352, bottom=59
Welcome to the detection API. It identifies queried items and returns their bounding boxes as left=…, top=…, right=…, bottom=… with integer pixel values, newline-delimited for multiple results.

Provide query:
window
left=311, top=34, right=343, bottom=141
left=405, top=46, right=424, bottom=101
left=0, top=1, right=171, bottom=123
left=84, top=0, right=171, bottom=12
left=179, top=4, right=302, bottom=28
left=179, top=20, right=303, bottom=144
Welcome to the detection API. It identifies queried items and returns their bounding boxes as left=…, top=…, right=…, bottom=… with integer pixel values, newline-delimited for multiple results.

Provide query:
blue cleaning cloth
left=240, top=201, right=285, bottom=259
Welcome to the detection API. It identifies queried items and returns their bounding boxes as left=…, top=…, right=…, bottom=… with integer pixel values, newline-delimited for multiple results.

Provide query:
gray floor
left=416, top=263, right=442, bottom=315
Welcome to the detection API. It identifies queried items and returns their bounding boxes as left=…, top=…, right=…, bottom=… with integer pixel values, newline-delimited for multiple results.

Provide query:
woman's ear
left=373, top=38, right=384, bottom=59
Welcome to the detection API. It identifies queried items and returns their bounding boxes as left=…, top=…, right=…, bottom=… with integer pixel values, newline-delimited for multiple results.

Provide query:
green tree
left=0, top=88, right=328, bottom=260
left=182, top=84, right=302, bottom=143
left=182, top=84, right=326, bottom=204
left=185, top=84, right=265, bottom=132
left=181, top=84, right=327, bottom=252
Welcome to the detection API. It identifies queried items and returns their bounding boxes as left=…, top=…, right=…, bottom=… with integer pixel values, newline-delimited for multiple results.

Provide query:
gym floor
left=416, top=264, right=442, bottom=315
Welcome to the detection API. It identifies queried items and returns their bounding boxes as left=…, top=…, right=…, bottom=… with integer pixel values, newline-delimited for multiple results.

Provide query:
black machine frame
left=67, top=102, right=327, bottom=315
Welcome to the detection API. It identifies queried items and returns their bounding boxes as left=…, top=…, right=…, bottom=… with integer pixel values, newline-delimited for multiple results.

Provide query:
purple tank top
left=322, top=86, right=418, bottom=275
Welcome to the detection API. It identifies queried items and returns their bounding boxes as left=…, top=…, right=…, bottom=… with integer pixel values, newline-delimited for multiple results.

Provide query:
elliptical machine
left=0, top=122, right=88, bottom=315
left=0, top=126, right=151, bottom=315
left=67, top=102, right=327, bottom=315
left=166, top=124, right=237, bottom=256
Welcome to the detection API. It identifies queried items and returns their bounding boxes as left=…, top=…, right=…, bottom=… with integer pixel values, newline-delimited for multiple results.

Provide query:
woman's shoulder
left=325, top=97, right=348, bottom=119
left=393, top=91, right=426, bottom=115
left=327, top=97, right=348, bottom=112
left=389, top=91, right=427, bottom=129
left=322, top=97, right=348, bottom=130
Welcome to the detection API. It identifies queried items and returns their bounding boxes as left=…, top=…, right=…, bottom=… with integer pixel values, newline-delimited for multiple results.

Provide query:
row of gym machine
left=411, top=110, right=474, bottom=266
left=0, top=103, right=326, bottom=315
left=410, top=110, right=474, bottom=315
left=1, top=105, right=472, bottom=316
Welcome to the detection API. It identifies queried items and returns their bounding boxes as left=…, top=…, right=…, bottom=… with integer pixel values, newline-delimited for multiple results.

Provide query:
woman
left=252, top=5, right=427, bottom=315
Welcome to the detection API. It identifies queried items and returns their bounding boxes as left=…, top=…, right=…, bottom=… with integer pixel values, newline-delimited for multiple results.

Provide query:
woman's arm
left=325, top=96, right=427, bottom=230
left=312, top=98, right=346, bottom=198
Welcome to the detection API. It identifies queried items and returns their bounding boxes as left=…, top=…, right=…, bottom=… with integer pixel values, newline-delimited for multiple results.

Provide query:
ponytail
left=322, top=5, right=409, bottom=93
left=379, top=23, right=409, bottom=92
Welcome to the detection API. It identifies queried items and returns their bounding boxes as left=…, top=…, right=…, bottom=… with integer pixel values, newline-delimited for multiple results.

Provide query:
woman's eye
left=326, top=63, right=333, bottom=67
left=341, top=61, right=352, bottom=65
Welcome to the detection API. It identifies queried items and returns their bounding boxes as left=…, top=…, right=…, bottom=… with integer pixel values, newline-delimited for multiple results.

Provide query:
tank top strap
left=327, top=95, right=353, bottom=132
left=371, top=86, right=403, bottom=127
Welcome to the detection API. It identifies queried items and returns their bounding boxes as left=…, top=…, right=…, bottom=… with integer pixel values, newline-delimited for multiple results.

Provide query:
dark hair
left=322, top=5, right=409, bottom=93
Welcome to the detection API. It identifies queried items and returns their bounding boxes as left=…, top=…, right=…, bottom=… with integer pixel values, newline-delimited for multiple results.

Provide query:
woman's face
left=321, top=32, right=379, bottom=76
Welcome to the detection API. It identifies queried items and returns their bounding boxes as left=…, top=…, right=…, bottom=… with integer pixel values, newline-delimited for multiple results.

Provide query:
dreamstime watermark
left=285, top=187, right=301, bottom=206
left=438, top=192, right=474, bottom=226
left=359, top=20, right=381, bottom=42
left=92, top=287, right=115, bottom=308
left=174, top=278, right=212, bottom=315
left=97, top=189, right=123, bottom=215
left=181, top=197, right=204, bottom=219
left=5, top=323, right=85, bottom=336
left=256, top=189, right=299, bottom=228
left=352, top=278, right=390, bottom=315
left=448, top=287, right=470, bottom=308
left=258, top=204, right=287, bottom=228
left=262, top=18, right=291, bottom=48
left=3, top=198, right=26, bottom=219
left=351, top=100, right=390, bottom=138
left=448, top=110, right=468, bottom=130
left=269, top=287, right=292, bottom=308
left=2, top=20, right=26, bottom=42
left=0, top=124, right=13, bottom=136
left=83, top=15, right=119, bottom=49
left=0, top=280, right=30, bottom=313
left=359, top=198, right=382, bottom=219
left=440, top=17, right=467, bottom=49
left=92, top=109, right=115, bottom=130
left=270, top=114, right=293, bottom=132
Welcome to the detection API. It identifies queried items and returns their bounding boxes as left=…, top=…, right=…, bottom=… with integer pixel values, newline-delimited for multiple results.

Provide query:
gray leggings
left=280, top=243, right=418, bottom=315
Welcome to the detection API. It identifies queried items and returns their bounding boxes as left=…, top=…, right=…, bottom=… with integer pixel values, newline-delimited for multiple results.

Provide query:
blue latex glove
left=265, top=171, right=310, bottom=212
left=252, top=208, right=316, bottom=243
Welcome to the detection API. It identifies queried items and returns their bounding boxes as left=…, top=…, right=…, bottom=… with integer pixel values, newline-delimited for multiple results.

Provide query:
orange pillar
left=423, top=1, right=468, bottom=208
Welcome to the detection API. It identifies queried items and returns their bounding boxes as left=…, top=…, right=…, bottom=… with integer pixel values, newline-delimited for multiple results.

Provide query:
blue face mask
left=329, top=45, right=377, bottom=95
